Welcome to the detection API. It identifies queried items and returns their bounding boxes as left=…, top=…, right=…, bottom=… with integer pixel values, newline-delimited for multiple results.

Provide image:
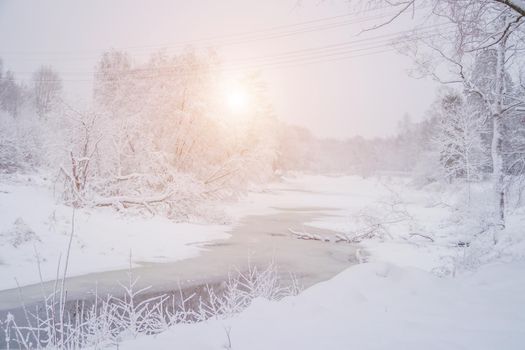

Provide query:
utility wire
left=0, top=26, right=454, bottom=83
left=3, top=22, right=452, bottom=80
left=0, top=4, right=431, bottom=58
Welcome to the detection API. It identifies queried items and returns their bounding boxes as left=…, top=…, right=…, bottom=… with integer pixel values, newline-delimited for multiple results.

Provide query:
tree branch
left=494, top=0, right=525, bottom=16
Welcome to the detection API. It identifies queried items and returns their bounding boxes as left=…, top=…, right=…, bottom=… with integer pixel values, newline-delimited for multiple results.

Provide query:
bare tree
left=32, top=66, right=62, bottom=119
left=352, top=1, right=525, bottom=21
left=0, top=70, right=24, bottom=118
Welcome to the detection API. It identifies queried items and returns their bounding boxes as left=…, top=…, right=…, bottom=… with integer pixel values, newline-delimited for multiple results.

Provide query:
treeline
left=0, top=51, right=280, bottom=220
left=1, top=25, right=524, bottom=225
left=277, top=116, right=430, bottom=177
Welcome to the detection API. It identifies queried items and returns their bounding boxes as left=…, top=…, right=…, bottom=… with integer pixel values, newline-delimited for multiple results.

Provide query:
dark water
left=0, top=208, right=357, bottom=348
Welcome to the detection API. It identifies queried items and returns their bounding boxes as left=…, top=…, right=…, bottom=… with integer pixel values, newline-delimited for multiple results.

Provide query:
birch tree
left=346, top=0, right=525, bottom=230
left=352, top=1, right=525, bottom=19
left=429, top=3, right=525, bottom=228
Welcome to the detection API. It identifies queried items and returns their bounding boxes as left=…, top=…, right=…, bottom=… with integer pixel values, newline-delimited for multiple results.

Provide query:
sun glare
left=226, top=85, right=250, bottom=114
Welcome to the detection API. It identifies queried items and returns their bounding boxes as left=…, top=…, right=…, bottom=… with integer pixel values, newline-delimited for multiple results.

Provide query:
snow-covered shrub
left=0, top=112, right=44, bottom=174
left=341, top=184, right=416, bottom=243
left=411, top=150, right=443, bottom=187
left=0, top=218, right=40, bottom=248
left=449, top=190, right=525, bottom=273
left=197, top=263, right=300, bottom=320
left=2, top=263, right=300, bottom=349
left=39, top=50, right=280, bottom=221
left=506, top=175, right=525, bottom=209
left=412, top=180, right=525, bottom=275
left=1, top=50, right=281, bottom=221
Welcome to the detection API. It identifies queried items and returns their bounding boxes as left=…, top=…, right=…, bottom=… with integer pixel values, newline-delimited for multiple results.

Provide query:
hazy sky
left=0, top=0, right=438, bottom=139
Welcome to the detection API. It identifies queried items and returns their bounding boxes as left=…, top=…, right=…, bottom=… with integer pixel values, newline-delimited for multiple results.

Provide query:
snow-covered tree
left=432, top=90, right=489, bottom=185
left=385, top=1, right=524, bottom=229
left=70, top=49, right=281, bottom=217
left=0, top=70, right=25, bottom=118
left=32, top=66, right=62, bottom=119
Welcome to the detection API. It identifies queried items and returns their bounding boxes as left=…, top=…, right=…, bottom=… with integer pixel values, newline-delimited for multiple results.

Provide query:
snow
left=0, top=177, right=230, bottom=290
left=299, top=176, right=525, bottom=274
left=118, top=262, right=525, bottom=350
left=2, top=173, right=525, bottom=349
left=109, top=174, right=525, bottom=350
left=0, top=173, right=382, bottom=291
left=0, top=174, right=356, bottom=289
left=0, top=173, right=406, bottom=292
left=3, top=173, right=524, bottom=289
left=228, top=173, right=382, bottom=218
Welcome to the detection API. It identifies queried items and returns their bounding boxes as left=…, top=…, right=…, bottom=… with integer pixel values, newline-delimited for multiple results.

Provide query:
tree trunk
left=491, top=115, right=505, bottom=229
left=491, top=21, right=509, bottom=232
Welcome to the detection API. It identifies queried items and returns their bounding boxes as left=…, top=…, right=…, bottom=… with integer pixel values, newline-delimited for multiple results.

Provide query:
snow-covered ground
left=2, top=173, right=525, bottom=349
left=113, top=174, right=524, bottom=350
left=0, top=175, right=232, bottom=290
left=302, top=175, right=525, bottom=274
left=118, top=262, right=525, bottom=350
left=0, top=173, right=377, bottom=291
left=2, top=173, right=525, bottom=287
left=0, top=173, right=372, bottom=290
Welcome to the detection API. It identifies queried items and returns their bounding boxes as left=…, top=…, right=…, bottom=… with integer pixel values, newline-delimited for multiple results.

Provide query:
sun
left=225, top=84, right=250, bottom=114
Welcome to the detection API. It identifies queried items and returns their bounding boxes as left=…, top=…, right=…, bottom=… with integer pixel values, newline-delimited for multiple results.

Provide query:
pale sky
left=0, top=0, right=438, bottom=138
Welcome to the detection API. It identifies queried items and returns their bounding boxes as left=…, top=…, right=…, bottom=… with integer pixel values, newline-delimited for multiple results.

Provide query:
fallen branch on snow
left=288, top=228, right=330, bottom=242
left=93, top=192, right=173, bottom=214
left=408, top=232, right=435, bottom=242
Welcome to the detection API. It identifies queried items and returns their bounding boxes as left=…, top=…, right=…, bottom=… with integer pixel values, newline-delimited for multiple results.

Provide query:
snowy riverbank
left=117, top=261, right=525, bottom=350
left=1, top=174, right=525, bottom=349
left=0, top=175, right=230, bottom=291
left=0, top=173, right=375, bottom=291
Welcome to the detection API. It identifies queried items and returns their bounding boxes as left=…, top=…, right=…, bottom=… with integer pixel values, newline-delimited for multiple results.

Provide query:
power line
left=1, top=26, right=454, bottom=83
left=221, top=23, right=452, bottom=65
left=0, top=4, right=431, bottom=59
left=4, top=22, right=451, bottom=79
